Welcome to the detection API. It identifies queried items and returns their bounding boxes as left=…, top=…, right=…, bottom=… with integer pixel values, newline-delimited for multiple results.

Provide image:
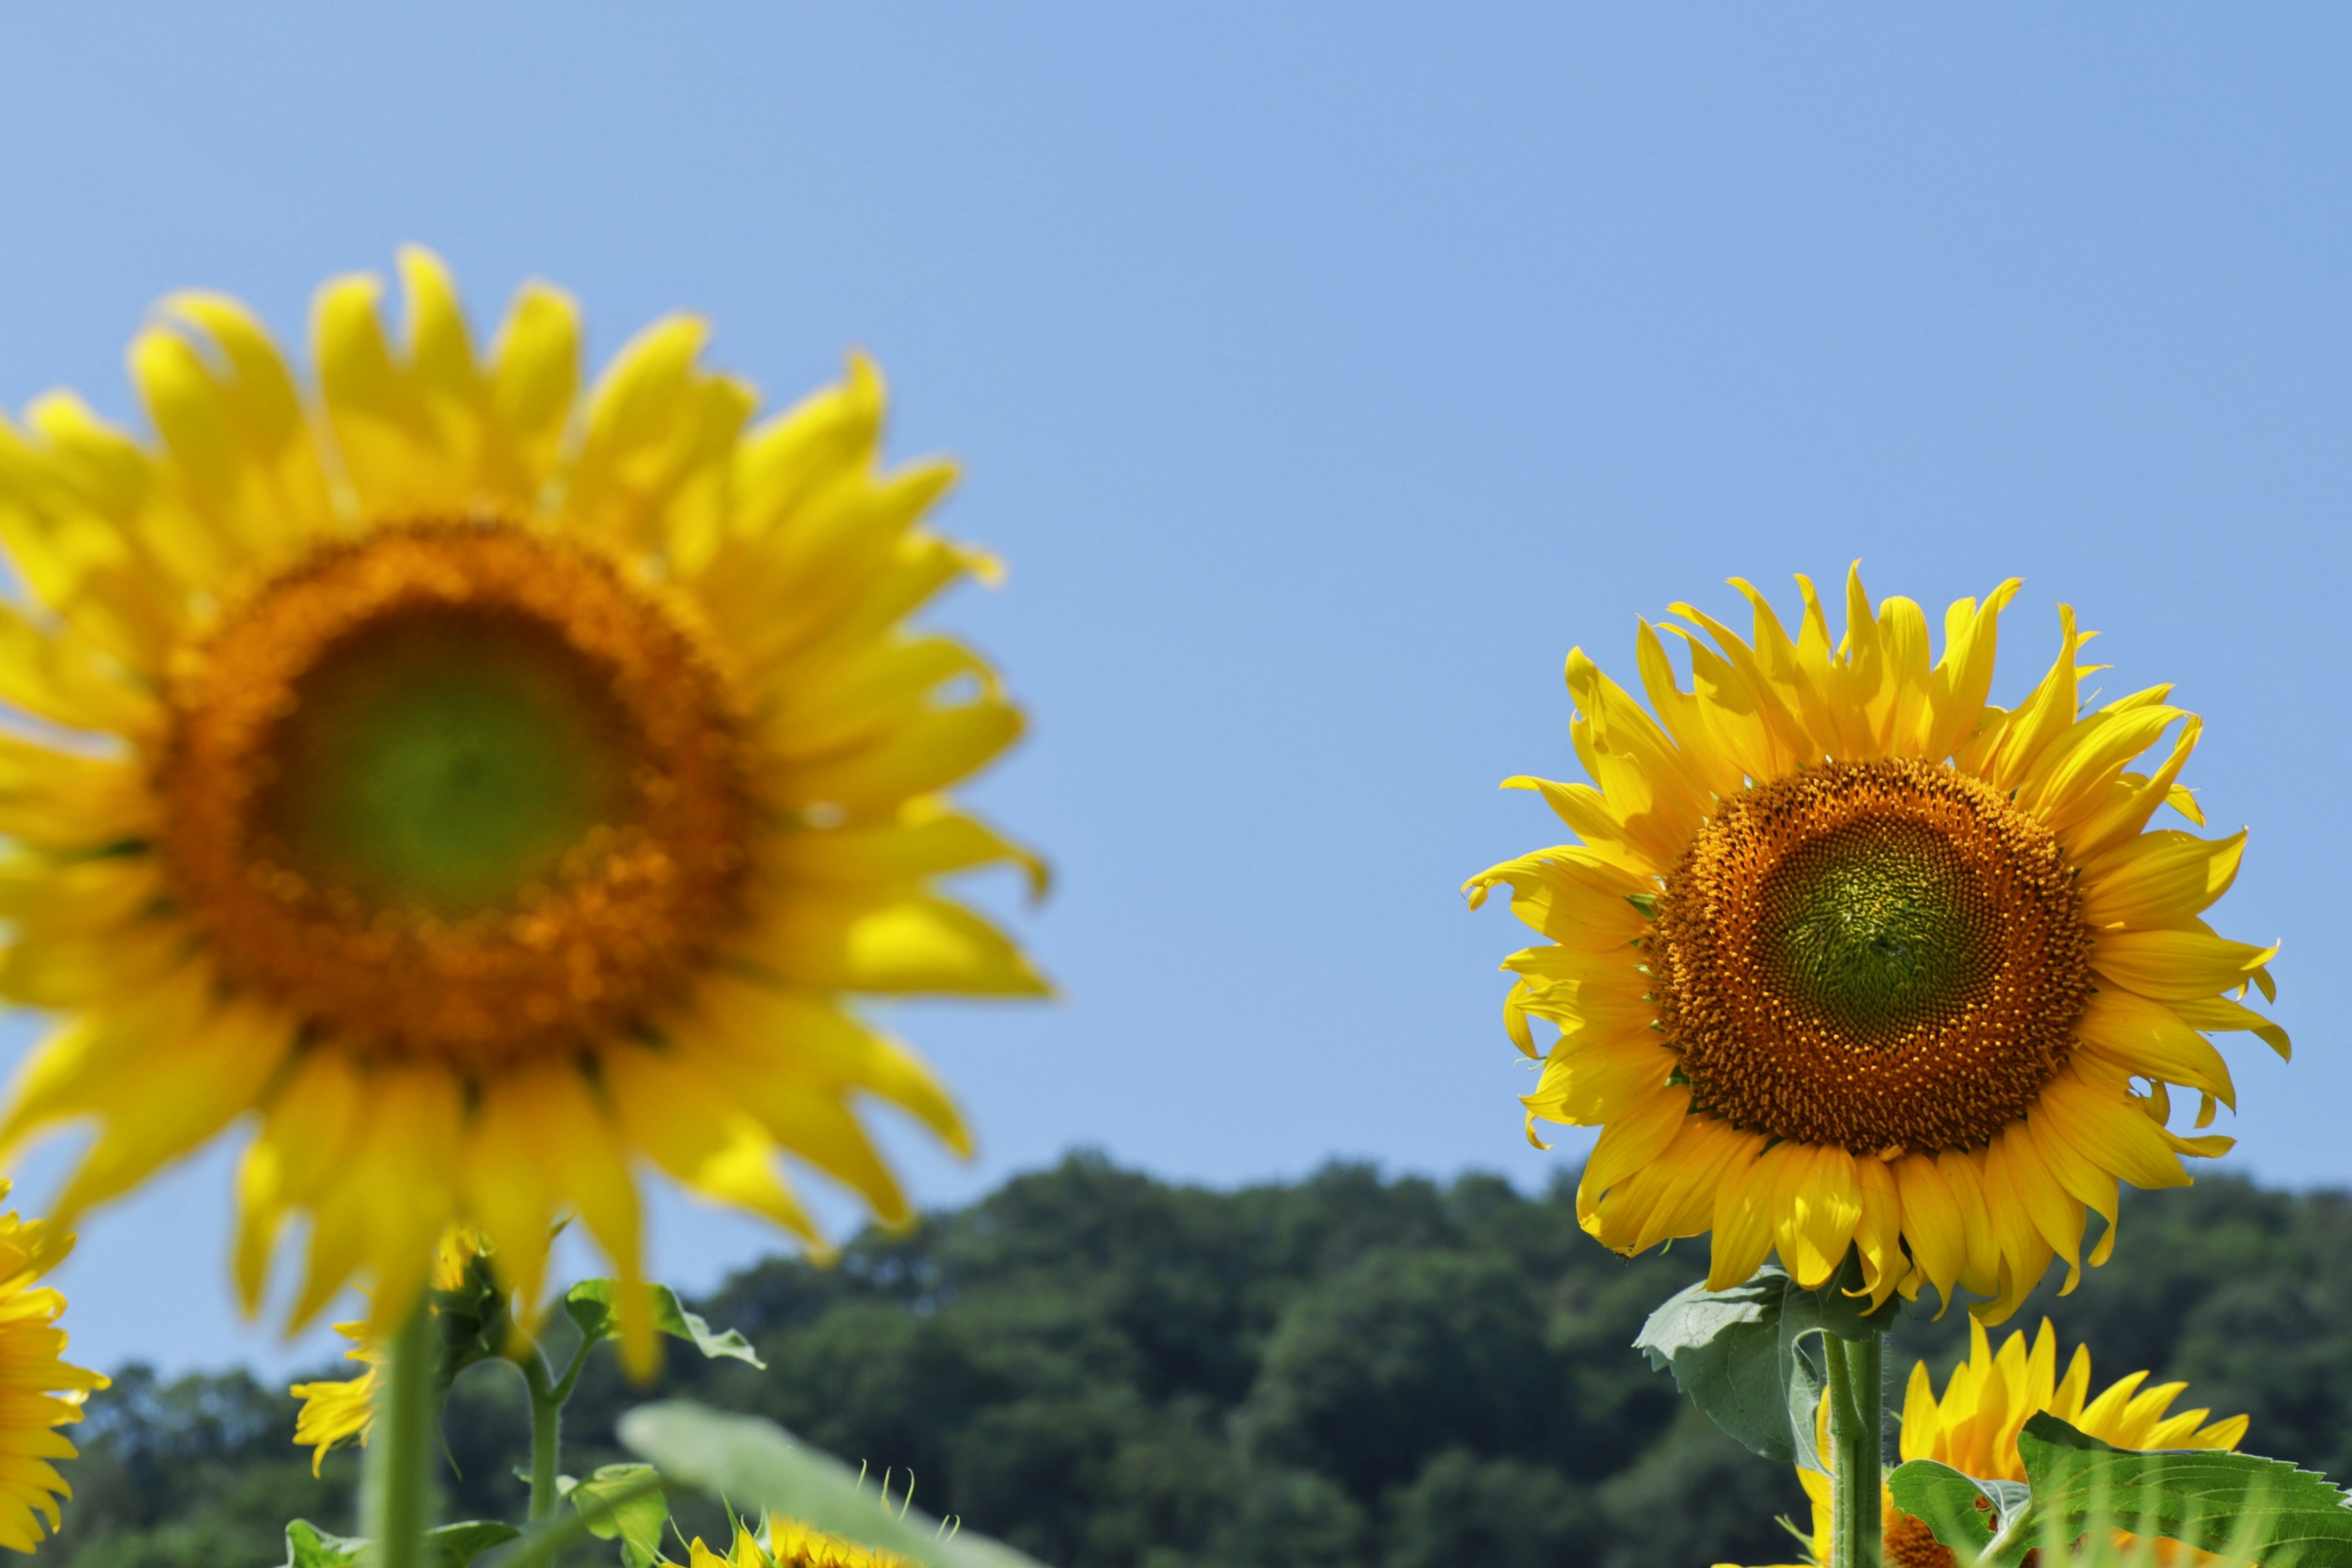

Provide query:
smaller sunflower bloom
left=1725, top=1319, right=2249, bottom=1568
left=1468, top=571, right=2287, bottom=1320
left=288, top=1230, right=484, bottom=1473
left=288, top=1329, right=378, bottom=1477
left=0, top=1194, right=107, bottom=1553
left=688, top=1520, right=916, bottom=1568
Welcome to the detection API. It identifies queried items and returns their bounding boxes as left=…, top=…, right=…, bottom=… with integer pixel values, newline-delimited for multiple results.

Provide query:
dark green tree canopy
left=52, top=1158, right=2352, bottom=1568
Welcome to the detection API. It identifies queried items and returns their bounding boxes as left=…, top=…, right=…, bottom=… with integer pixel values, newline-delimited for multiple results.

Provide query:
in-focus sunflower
left=0, top=250, right=1046, bottom=1362
left=688, top=1520, right=914, bottom=1568
left=1725, top=1319, right=2248, bottom=1568
left=0, top=1191, right=107, bottom=1554
left=1467, top=572, right=2286, bottom=1319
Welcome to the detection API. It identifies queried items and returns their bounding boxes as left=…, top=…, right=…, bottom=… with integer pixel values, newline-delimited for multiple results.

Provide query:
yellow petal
left=1893, top=1153, right=1965, bottom=1308
left=1774, top=1142, right=1861, bottom=1289
left=2073, top=988, right=2237, bottom=1109
left=2094, top=928, right=2278, bottom=1001
left=740, top=892, right=1049, bottom=996
left=2078, top=828, right=2245, bottom=932
left=781, top=699, right=1025, bottom=810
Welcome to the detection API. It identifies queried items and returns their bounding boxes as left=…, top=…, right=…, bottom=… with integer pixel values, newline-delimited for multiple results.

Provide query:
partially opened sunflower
left=1468, top=573, right=2285, bottom=1319
left=0, top=250, right=1046, bottom=1360
left=1726, top=1319, right=2248, bottom=1568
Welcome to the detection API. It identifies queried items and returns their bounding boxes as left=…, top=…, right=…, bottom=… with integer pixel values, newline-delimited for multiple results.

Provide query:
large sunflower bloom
left=0, top=1195, right=107, bottom=1553
left=0, top=251, right=1046, bottom=1362
left=1467, top=573, right=2285, bottom=1319
left=1731, top=1319, right=2248, bottom=1568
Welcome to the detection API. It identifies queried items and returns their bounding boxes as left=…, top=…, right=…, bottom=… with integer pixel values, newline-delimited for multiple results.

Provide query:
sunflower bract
left=1466, top=571, right=2286, bottom=1321
left=0, top=250, right=1049, bottom=1368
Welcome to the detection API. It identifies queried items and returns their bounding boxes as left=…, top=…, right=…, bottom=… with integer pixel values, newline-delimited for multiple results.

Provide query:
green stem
left=364, top=1297, right=437, bottom=1568
left=519, top=1350, right=562, bottom=1523
left=1825, top=1332, right=1885, bottom=1568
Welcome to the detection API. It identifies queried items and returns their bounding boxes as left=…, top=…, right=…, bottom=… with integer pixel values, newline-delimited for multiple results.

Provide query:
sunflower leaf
left=282, top=1520, right=521, bottom=1568
left=282, top=1521, right=365, bottom=1568
left=1960, top=1413, right=2352, bottom=1568
left=1885, top=1460, right=2006, bottom=1560
left=568, top=1463, right=668, bottom=1568
left=565, top=1280, right=766, bottom=1368
left=424, top=1522, right=526, bottom=1568
left=1632, top=1261, right=1894, bottom=1472
left=619, top=1399, right=1049, bottom=1568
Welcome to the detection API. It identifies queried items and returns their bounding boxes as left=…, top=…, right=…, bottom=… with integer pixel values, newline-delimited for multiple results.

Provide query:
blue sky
left=0, top=5, right=2344, bottom=1375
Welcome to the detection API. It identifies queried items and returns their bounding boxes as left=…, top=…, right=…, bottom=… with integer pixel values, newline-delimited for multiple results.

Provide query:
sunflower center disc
left=1756, top=816, right=1996, bottom=1042
left=1653, top=758, right=2092, bottom=1154
left=158, top=520, right=755, bottom=1067
left=262, top=608, right=635, bottom=913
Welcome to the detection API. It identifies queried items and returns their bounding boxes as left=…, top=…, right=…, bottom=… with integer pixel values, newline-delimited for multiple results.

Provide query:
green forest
left=50, top=1156, right=2352, bottom=1568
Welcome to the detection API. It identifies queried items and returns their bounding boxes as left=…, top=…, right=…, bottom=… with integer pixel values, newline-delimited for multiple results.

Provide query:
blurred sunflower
left=1728, top=1319, right=2247, bottom=1568
left=0, top=250, right=1046, bottom=1363
left=0, top=1196, right=104, bottom=1554
left=1467, top=572, right=2285, bottom=1318
left=688, top=1520, right=914, bottom=1568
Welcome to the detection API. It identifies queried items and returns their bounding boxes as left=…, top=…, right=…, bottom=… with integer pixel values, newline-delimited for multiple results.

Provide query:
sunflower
left=0, top=1194, right=105, bottom=1555
left=288, top=1329, right=377, bottom=1477
left=0, top=250, right=1046, bottom=1363
left=687, top=1521, right=915, bottom=1568
left=1466, top=572, right=2285, bottom=1319
left=1727, top=1319, right=2248, bottom=1568
left=288, top=1231, right=483, bottom=1473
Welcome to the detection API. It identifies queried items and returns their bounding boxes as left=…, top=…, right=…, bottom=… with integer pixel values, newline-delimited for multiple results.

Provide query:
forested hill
left=54, top=1158, right=2352, bottom=1568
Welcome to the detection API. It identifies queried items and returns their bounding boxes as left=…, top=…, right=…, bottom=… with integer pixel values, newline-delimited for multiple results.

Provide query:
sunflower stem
left=519, top=1348, right=563, bottom=1523
left=364, top=1295, right=437, bottom=1568
left=1825, top=1330, right=1885, bottom=1568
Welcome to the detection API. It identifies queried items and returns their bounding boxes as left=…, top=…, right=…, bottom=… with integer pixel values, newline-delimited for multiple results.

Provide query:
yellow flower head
left=287, top=1328, right=378, bottom=1477
left=0, top=251, right=1047, bottom=1365
left=0, top=1191, right=108, bottom=1553
left=1467, top=572, right=2286, bottom=1319
left=1771, top=1320, right=2248, bottom=1568
left=687, top=1520, right=916, bottom=1568
left=287, top=1229, right=484, bottom=1473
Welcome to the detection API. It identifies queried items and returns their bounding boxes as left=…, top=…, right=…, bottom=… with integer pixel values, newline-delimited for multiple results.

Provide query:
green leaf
left=282, top=1519, right=519, bottom=1568
left=568, top=1462, right=668, bottom=1568
left=619, top=1400, right=1048, bottom=1568
left=1886, top=1460, right=2003, bottom=1559
left=1898, top=1414, right=2352, bottom=1567
left=1632, top=1262, right=1894, bottom=1471
left=2002, top=1412, right=2352, bottom=1567
left=565, top=1280, right=766, bottom=1368
left=424, top=1521, right=524, bottom=1568
left=282, top=1521, right=365, bottom=1568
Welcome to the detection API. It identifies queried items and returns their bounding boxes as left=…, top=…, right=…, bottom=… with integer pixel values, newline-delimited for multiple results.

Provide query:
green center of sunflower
left=260, top=608, right=633, bottom=913
left=159, top=519, right=756, bottom=1066
left=1652, top=758, right=2092, bottom=1154
left=1752, top=816, right=1996, bottom=1045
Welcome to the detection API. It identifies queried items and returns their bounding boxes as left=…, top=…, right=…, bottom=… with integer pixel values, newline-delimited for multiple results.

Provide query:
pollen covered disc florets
left=1654, top=757, right=2094, bottom=1154
left=158, top=517, right=756, bottom=1067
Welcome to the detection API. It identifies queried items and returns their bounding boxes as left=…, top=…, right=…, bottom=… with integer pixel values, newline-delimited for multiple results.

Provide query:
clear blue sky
left=0, top=6, right=2343, bottom=1376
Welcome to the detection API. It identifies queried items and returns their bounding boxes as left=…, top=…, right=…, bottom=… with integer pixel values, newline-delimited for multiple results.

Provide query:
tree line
left=52, top=1155, right=2352, bottom=1568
